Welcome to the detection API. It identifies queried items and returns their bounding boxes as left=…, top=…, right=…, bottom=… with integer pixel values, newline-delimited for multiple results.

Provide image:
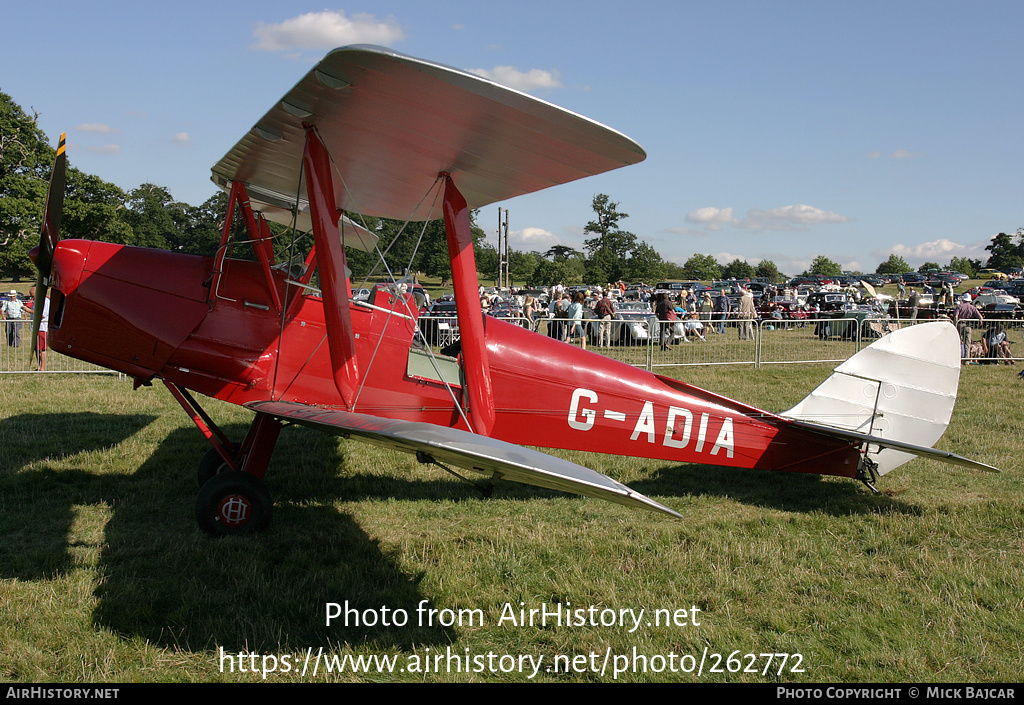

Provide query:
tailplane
left=781, top=321, right=996, bottom=477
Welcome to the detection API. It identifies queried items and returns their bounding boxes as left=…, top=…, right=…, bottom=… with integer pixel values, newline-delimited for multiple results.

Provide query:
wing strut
left=302, top=125, right=360, bottom=407
left=442, top=175, right=495, bottom=436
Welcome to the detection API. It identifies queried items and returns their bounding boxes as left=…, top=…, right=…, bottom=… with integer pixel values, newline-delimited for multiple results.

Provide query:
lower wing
left=246, top=401, right=681, bottom=518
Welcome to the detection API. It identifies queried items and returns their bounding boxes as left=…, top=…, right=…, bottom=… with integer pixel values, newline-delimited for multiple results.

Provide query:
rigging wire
left=305, top=132, right=474, bottom=431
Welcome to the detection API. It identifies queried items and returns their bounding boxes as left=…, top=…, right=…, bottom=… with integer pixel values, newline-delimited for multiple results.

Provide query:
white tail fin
left=782, top=321, right=965, bottom=476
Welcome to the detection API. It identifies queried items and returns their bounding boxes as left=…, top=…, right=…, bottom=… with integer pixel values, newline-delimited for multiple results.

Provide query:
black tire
left=197, top=444, right=235, bottom=486
left=195, top=471, right=272, bottom=537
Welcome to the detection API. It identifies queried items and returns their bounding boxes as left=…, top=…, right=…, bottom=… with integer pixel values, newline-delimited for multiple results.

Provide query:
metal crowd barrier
left=649, top=316, right=1022, bottom=369
left=5, top=314, right=1018, bottom=375
left=0, top=320, right=116, bottom=374
left=414, top=313, right=1023, bottom=371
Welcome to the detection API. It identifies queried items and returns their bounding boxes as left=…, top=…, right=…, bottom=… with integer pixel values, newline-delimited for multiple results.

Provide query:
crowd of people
left=468, top=278, right=1019, bottom=365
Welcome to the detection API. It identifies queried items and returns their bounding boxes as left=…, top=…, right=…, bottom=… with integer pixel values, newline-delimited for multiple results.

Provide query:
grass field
left=0, top=364, right=1021, bottom=683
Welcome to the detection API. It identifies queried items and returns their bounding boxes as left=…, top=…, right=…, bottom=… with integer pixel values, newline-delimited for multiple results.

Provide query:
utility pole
left=497, top=208, right=510, bottom=288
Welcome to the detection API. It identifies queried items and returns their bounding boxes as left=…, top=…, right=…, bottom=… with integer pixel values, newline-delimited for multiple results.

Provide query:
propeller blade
left=36, top=132, right=66, bottom=276
left=31, top=133, right=66, bottom=367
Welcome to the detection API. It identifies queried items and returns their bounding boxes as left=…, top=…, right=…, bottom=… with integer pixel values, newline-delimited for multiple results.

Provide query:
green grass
left=0, top=365, right=1021, bottom=682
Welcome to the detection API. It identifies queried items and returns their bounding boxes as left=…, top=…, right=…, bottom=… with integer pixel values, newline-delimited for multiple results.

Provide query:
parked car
left=973, top=292, right=1020, bottom=307
left=610, top=301, right=658, bottom=345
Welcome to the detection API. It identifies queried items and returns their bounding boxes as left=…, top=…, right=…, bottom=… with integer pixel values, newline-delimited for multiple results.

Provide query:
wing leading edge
left=246, top=401, right=681, bottom=518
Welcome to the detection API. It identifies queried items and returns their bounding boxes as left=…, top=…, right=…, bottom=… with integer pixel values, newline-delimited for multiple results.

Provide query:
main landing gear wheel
left=195, top=471, right=272, bottom=537
left=197, top=444, right=236, bottom=486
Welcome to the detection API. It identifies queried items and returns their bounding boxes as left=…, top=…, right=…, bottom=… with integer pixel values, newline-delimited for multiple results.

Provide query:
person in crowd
left=655, top=293, right=679, bottom=349
left=737, top=287, right=755, bottom=340
left=682, top=312, right=706, bottom=341
left=29, top=286, right=49, bottom=371
left=567, top=291, right=588, bottom=350
left=594, top=290, right=616, bottom=347
left=908, top=288, right=920, bottom=319
left=713, top=290, right=731, bottom=334
left=699, top=292, right=714, bottom=322
left=984, top=324, right=1013, bottom=364
left=523, top=294, right=537, bottom=330
left=2, top=290, right=24, bottom=348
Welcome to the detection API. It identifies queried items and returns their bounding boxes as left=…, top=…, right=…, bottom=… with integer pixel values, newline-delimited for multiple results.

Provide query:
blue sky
left=5, top=1, right=1021, bottom=275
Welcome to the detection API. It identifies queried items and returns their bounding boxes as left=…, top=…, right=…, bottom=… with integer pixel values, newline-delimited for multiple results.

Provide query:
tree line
left=3, top=90, right=1019, bottom=285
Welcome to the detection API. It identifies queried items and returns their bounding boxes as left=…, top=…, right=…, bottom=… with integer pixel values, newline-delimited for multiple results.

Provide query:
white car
left=973, top=292, right=1020, bottom=307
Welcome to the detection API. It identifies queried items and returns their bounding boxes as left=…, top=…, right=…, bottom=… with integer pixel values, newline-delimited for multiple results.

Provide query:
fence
left=529, top=315, right=1023, bottom=370
left=0, top=320, right=117, bottom=374
left=4, top=314, right=1019, bottom=375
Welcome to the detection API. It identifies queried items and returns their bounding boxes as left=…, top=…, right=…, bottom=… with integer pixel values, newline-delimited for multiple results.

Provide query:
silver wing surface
left=246, top=401, right=680, bottom=518
left=212, top=45, right=646, bottom=223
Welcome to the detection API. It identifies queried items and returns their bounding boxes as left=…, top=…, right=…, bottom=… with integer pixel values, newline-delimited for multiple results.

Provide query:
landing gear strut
left=165, top=382, right=283, bottom=537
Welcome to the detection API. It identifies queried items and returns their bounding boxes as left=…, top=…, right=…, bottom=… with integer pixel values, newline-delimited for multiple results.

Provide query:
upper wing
left=247, top=401, right=680, bottom=519
left=211, top=45, right=646, bottom=222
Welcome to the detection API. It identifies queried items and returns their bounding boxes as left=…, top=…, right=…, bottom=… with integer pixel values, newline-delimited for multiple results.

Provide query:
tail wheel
left=196, top=471, right=272, bottom=537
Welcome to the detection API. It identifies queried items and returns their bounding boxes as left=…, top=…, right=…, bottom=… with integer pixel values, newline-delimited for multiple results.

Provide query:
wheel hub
left=218, top=494, right=252, bottom=527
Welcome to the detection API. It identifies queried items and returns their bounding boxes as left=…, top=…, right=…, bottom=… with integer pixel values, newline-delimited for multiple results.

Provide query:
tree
left=721, top=258, right=755, bottom=280
left=124, top=184, right=193, bottom=250
left=0, top=91, right=54, bottom=279
left=661, top=261, right=687, bottom=280
left=63, top=170, right=133, bottom=244
left=804, top=255, right=843, bottom=277
left=0, top=91, right=135, bottom=278
left=681, top=253, right=721, bottom=281
left=622, top=241, right=665, bottom=283
left=474, top=242, right=499, bottom=281
left=984, top=230, right=1024, bottom=270
left=754, top=259, right=782, bottom=283
left=582, top=194, right=637, bottom=283
left=875, top=254, right=910, bottom=275
left=169, top=191, right=227, bottom=256
left=947, top=256, right=976, bottom=278
left=544, top=244, right=581, bottom=261
left=533, top=252, right=586, bottom=286
left=508, top=250, right=539, bottom=284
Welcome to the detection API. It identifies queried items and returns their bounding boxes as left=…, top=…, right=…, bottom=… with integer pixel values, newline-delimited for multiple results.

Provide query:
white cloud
left=468, top=66, right=562, bottom=93
left=509, top=226, right=559, bottom=251
left=711, top=252, right=749, bottom=264
left=739, top=204, right=850, bottom=231
left=681, top=204, right=850, bottom=233
left=75, top=123, right=119, bottom=134
left=880, top=238, right=988, bottom=264
left=685, top=206, right=736, bottom=231
left=252, top=11, right=405, bottom=52
left=173, top=132, right=191, bottom=145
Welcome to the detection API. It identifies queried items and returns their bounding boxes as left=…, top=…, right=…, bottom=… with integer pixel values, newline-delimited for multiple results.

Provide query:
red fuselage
left=47, top=238, right=859, bottom=478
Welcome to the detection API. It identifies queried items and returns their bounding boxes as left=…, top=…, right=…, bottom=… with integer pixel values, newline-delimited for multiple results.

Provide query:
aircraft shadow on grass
left=631, top=463, right=923, bottom=517
left=1, top=411, right=922, bottom=653
left=1, top=415, right=460, bottom=652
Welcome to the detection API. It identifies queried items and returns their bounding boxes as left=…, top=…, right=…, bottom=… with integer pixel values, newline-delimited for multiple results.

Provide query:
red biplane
left=31, top=46, right=995, bottom=536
